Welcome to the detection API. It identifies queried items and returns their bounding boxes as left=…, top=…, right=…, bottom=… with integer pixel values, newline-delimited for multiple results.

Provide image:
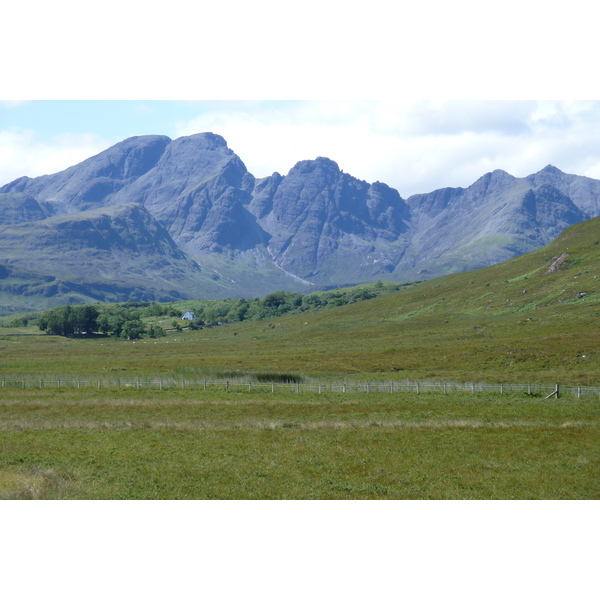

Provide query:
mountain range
left=1, top=132, right=599, bottom=314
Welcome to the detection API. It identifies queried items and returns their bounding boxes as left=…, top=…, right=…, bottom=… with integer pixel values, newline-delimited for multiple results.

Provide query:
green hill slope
left=162, top=215, right=600, bottom=383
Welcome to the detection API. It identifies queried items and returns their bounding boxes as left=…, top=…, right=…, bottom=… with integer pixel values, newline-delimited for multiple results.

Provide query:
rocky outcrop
left=525, top=165, right=600, bottom=218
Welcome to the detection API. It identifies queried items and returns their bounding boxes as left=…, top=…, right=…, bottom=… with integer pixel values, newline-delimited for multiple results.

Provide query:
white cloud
left=174, top=100, right=600, bottom=197
left=0, top=129, right=111, bottom=186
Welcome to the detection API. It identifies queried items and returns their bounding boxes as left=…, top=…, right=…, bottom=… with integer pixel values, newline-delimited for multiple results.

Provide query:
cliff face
left=248, top=157, right=411, bottom=282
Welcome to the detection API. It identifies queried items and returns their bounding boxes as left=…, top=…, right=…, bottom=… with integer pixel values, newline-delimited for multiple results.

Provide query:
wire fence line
left=0, top=376, right=599, bottom=398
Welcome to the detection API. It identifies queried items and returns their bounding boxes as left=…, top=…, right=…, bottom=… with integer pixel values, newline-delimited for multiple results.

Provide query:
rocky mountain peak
left=181, top=132, right=229, bottom=149
left=288, top=157, right=341, bottom=177
left=538, top=164, right=564, bottom=175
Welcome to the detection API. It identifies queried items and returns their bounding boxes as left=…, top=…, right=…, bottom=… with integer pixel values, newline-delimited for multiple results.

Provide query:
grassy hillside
left=1, top=216, right=599, bottom=384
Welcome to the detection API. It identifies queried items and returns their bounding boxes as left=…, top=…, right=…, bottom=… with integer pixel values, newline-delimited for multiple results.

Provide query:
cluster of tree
left=38, top=304, right=166, bottom=340
left=139, top=302, right=182, bottom=318
left=7, top=316, right=30, bottom=328
left=38, top=305, right=100, bottom=336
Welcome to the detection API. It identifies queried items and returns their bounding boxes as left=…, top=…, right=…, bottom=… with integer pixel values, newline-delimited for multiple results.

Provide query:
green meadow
left=1, top=217, right=599, bottom=499
left=1, top=388, right=598, bottom=499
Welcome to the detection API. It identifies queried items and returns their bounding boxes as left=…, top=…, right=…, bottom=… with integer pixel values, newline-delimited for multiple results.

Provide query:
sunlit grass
left=0, top=388, right=598, bottom=499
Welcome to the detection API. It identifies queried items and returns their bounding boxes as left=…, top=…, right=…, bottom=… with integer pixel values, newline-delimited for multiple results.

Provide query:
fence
left=1, top=377, right=599, bottom=399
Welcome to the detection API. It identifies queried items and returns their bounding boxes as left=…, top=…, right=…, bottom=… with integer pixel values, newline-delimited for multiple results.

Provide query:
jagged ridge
left=1, top=133, right=600, bottom=312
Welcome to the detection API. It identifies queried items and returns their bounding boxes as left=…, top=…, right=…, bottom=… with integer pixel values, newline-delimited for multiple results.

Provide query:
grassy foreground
left=1, top=387, right=598, bottom=499
left=1, top=219, right=599, bottom=499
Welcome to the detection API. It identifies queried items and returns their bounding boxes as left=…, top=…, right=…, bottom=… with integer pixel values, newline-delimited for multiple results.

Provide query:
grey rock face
left=518, top=184, right=585, bottom=240
left=251, top=157, right=410, bottom=281
left=108, top=133, right=269, bottom=254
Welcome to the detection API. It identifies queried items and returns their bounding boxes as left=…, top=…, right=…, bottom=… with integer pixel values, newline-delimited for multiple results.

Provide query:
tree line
left=32, top=281, right=413, bottom=339
left=172, top=281, right=409, bottom=326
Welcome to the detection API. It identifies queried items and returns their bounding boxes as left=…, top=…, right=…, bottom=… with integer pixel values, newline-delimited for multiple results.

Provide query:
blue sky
left=3, top=100, right=600, bottom=198
left=0, top=101, right=241, bottom=141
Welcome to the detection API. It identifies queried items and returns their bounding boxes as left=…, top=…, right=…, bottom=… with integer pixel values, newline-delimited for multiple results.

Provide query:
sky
left=3, top=99, right=600, bottom=198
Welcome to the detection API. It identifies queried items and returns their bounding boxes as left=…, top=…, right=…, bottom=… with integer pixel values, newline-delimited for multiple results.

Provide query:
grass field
left=1, top=387, right=598, bottom=499
left=1, top=218, right=599, bottom=499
